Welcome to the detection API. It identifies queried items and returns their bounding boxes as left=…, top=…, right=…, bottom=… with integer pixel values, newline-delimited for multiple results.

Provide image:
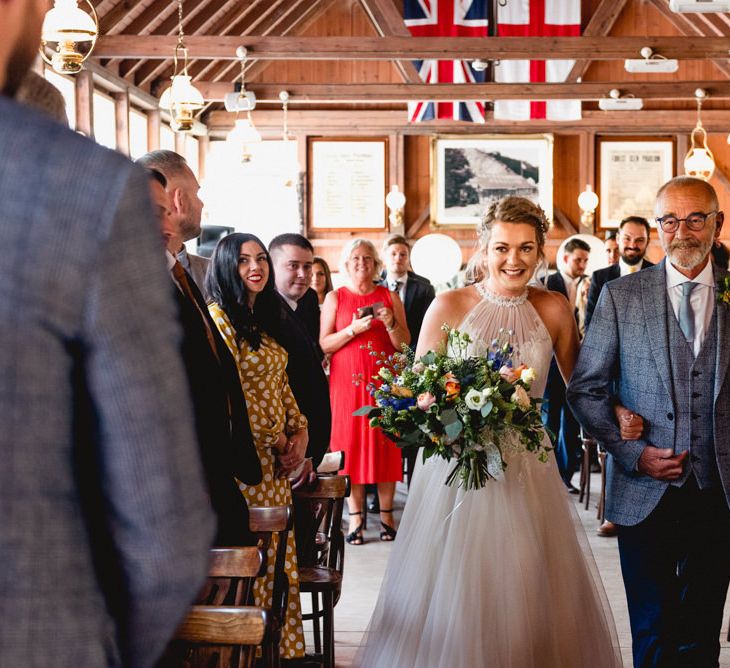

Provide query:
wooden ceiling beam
left=358, top=0, right=422, bottom=84
left=93, top=35, right=730, bottom=61
left=194, top=80, right=730, bottom=102
left=205, top=108, right=730, bottom=133
left=99, top=0, right=146, bottom=35
left=646, top=0, right=730, bottom=78
left=566, top=0, right=628, bottom=83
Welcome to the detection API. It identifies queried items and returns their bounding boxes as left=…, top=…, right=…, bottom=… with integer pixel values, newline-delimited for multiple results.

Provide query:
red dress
left=329, top=286, right=403, bottom=485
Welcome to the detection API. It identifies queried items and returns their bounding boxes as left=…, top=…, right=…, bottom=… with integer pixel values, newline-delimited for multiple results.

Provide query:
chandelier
left=158, top=0, right=204, bottom=133
left=40, top=0, right=99, bottom=74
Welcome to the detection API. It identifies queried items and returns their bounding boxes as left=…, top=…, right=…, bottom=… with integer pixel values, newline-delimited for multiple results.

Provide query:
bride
left=357, top=197, right=624, bottom=667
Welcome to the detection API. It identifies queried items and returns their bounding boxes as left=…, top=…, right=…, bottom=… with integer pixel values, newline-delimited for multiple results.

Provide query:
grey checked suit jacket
left=0, top=97, right=215, bottom=666
left=567, top=260, right=730, bottom=526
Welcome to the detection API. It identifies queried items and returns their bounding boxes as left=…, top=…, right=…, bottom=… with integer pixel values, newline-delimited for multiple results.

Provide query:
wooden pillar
left=297, top=134, right=308, bottom=233
left=113, top=91, right=130, bottom=157
left=197, top=135, right=209, bottom=181
left=387, top=132, right=405, bottom=235
left=147, top=109, right=160, bottom=151
left=578, top=130, right=596, bottom=235
left=676, top=134, right=688, bottom=177
left=174, top=130, right=186, bottom=155
left=75, top=69, right=94, bottom=139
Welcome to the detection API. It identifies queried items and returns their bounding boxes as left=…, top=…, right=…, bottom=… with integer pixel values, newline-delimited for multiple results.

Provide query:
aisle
left=329, top=474, right=730, bottom=667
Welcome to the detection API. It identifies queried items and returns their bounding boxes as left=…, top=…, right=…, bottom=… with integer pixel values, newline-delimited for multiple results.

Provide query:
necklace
left=476, top=282, right=528, bottom=307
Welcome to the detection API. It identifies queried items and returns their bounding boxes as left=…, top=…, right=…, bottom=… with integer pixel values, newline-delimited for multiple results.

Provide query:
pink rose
left=417, top=392, right=436, bottom=411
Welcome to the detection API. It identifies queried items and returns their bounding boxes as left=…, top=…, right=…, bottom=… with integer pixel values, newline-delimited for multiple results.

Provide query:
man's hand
left=289, top=458, right=317, bottom=490
left=637, top=446, right=688, bottom=480
left=614, top=405, right=644, bottom=441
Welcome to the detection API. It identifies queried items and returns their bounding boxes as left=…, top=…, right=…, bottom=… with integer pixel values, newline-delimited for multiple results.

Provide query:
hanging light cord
left=173, top=0, right=188, bottom=77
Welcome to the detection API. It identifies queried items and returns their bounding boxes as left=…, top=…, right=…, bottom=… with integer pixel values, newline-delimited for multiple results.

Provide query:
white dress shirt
left=665, top=259, right=715, bottom=357
left=619, top=258, right=642, bottom=276
left=559, top=271, right=580, bottom=307
left=386, top=272, right=408, bottom=305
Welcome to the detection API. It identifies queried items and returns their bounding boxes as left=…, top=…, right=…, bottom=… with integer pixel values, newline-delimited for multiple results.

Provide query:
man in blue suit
left=569, top=177, right=730, bottom=667
left=0, top=4, right=214, bottom=666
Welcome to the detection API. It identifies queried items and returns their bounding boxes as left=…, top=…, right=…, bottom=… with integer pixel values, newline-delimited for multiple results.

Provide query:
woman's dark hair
left=205, top=232, right=281, bottom=350
left=313, top=256, right=334, bottom=296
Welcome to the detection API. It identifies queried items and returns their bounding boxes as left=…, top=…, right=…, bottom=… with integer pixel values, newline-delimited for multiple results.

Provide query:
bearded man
left=569, top=176, right=730, bottom=667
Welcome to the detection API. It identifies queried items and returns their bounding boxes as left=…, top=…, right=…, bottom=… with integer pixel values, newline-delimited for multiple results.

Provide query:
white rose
left=465, top=387, right=486, bottom=411
left=511, top=385, right=531, bottom=410
left=520, top=368, right=537, bottom=385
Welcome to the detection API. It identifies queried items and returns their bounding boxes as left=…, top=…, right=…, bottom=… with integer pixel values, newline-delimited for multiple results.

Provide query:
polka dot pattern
left=208, top=303, right=307, bottom=659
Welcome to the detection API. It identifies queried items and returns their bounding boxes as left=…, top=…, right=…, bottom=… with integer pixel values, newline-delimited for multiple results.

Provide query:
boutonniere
left=717, top=276, right=730, bottom=305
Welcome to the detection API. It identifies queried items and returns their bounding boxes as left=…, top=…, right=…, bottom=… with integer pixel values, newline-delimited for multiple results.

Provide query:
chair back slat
left=294, top=474, right=350, bottom=500
left=248, top=505, right=293, bottom=533
left=176, top=606, right=267, bottom=645
left=208, top=547, right=264, bottom=578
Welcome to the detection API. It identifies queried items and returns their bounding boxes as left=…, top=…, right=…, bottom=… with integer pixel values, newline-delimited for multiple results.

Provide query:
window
left=93, top=91, right=116, bottom=150
left=129, top=108, right=149, bottom=160
left=185, top=135, right=199, bottom=179
left=43, top=68, right=75, bottom=129
left=201, top=140, right=301, bottom=246
left=160, top=124, right=175, bottom=151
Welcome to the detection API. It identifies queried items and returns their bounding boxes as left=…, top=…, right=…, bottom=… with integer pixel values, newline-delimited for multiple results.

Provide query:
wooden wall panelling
left=75, top=69, right=94, bottom=138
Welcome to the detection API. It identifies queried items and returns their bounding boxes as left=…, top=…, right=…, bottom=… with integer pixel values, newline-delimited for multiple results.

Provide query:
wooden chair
left=294, top=474, right=351, bottom=668
left=163, top=546, right=267, bottom=668
left=173, top=605, right=268, bottom=668
left=249, top=504, right=294, bottom=668
left=597, top=447, right=608, bottom=522
left=579, top=432, right=598, bottom=510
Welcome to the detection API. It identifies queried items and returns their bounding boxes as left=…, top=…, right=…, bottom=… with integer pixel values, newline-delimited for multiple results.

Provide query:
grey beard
left=666, top=238, right=714, bottom=270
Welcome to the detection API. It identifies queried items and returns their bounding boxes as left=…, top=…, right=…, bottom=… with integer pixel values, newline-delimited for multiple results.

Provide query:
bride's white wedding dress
left=357, top=286, right=621, bottom=667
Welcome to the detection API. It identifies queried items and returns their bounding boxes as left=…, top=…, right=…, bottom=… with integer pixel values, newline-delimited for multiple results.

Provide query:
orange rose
left=442, top=372, right=461, bottom=400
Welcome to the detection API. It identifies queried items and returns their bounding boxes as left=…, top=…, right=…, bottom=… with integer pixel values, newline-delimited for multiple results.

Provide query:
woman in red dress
left=320, top=239, right=410, bottom=545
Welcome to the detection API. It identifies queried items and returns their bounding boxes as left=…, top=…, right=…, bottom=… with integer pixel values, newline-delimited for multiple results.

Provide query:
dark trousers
left=542, top=362, right=580, bottom=484
left=617, top=476, right=730, bottom=668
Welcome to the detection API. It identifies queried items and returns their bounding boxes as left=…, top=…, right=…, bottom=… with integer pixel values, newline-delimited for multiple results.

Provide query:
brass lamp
left=157, top=0, right=204, bottom=133
left=40, top=0, right=98, bottom=74
left=577, top=185, right=599, bottom=228
left=385, top=185, right=406, bottom=228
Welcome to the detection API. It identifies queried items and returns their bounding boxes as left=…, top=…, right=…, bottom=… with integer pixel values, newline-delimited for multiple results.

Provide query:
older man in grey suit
left=0, top=3, right=214, bottom=666
left=568, top=176, right=730, bottom=667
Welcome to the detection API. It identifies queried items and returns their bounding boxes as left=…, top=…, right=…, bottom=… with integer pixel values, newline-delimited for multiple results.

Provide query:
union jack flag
left=494, top=0, right=581, bottom=121
left=404, top=0, right=489, bottom=123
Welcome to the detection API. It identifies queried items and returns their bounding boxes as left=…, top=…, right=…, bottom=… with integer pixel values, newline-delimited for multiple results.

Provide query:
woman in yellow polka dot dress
left=206, top=233, right=308, bottom=660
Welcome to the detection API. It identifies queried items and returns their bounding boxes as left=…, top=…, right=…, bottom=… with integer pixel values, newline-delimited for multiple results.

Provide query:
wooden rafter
left=194, top=80, right=730, bottom=102
left=646, top=0, right=730, bottom=78
left=136, top=0, right=290, bottom=88
left=93, top=35, right=730, bottom=61
left=99, top=0, right=146, bottom=35
left=566, top=0, right=628, bottom=83
left=118, top=0, right=241, bottom=80
left=205, top=108, right=730, bottom=133
left=358, top=0, right=421, bottom=84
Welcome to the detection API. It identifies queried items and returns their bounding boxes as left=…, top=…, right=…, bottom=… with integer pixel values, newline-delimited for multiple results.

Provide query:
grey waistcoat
left=666, top=293, right=720, bottom=489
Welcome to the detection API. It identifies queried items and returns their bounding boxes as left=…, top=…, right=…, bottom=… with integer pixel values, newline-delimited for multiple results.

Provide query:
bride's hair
left=466, top=196, right=550, bottom=284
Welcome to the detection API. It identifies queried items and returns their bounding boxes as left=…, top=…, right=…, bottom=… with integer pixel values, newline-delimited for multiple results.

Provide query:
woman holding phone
left=321, top=238, right=409, bottom=545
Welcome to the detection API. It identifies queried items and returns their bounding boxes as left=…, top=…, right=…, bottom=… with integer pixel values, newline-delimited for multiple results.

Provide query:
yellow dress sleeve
left=281, top=370, right=308, bottom=434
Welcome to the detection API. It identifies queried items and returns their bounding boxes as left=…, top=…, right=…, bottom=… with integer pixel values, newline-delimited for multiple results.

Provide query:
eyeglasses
left=655, top=211, right=718, bottom=233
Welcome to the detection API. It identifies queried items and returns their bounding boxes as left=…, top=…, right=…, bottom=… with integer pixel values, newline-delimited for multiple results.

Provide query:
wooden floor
left=308, top=473, right=730, bottom=667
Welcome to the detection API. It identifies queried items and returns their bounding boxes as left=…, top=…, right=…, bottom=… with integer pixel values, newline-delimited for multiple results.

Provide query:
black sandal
left=346, top=511, right=365, bottom=545
left=379, top=509, right=397, bottom=542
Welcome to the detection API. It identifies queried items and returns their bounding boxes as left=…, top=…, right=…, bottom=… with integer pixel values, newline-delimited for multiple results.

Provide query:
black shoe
left=367, top=496, right=380, bottom=513
left=566, top=483, right=580, bottom=495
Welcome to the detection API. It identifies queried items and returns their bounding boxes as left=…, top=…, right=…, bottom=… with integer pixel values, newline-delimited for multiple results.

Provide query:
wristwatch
left=346, top=326, right=355, bottom=337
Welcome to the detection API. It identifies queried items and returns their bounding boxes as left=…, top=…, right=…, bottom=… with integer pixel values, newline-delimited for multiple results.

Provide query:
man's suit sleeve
left=82, top=168, right=214, bottom=667
left=567, top=284, right=647, bottom=473
left=584, top=273, right=602, bottom=331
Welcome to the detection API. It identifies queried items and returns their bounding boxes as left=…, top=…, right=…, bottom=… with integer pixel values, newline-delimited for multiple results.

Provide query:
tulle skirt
left=356, top=443, right=622, bottom=667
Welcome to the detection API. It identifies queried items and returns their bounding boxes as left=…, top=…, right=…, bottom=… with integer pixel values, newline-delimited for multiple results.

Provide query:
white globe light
left=385, top=184, right=406, bottom=211
left=411, top=233, right=462, bottom=285
left=577, top=185, right=599, bottom=213
left=556, top=234, right=608, bottom=276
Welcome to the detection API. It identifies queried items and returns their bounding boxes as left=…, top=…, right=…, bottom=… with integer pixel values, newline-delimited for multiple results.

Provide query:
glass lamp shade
left=227, top=117, right=262, bottom=145
left=684, top=126, right=715, bottom=181
left=159, top=75, right=205, bottom=132
left=411, top=234, right=462, bottom=285
left=577, top=185, right=599, bottom=213
left=385, top=184, right=406, bottom=212
left=42, top=0, right=97, bottom=42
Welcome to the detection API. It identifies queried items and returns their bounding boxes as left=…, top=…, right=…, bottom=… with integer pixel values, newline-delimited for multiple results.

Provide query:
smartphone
left=357, top=301, right=383, bottom=318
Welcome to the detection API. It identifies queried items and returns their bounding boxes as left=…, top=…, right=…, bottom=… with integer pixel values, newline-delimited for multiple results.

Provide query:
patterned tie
left=679, top=281, right=697, bottom=343
left=388, top=279, right=402, bottom=293
left=172, top=259, right=220, bottom=362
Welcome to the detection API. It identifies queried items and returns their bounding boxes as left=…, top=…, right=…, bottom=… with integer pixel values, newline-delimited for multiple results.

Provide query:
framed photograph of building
left=431, top=135, right=553, bottom=227
left=598, top=137, right=675, bottom=229
left=307, top=137, right=388, bottom=231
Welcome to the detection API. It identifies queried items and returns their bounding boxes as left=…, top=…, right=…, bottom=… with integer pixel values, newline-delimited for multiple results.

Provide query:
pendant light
left=684, top=89, right=715, bottom=181
left=40, top=0, right=99, bottom=74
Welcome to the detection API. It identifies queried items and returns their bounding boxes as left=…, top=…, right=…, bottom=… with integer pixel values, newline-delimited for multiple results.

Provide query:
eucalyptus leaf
left=444, top=420, right=463, bottom=440
left=440, top=408, right=458, bottom=425
left=353, top=405, right=375, bottom=417
left=480, top=401, right=493, bottom=417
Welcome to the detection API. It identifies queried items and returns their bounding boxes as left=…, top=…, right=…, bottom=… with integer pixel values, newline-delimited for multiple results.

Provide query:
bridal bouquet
left=353, top=327, right=550, bottom=490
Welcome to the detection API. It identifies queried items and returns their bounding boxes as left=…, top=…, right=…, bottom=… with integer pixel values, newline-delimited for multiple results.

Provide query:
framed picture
left=598, top=137, right=675, bottom=229
left=307, top=137, right=388, bottom=231
left=431, top=134, right=553, bottom=227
